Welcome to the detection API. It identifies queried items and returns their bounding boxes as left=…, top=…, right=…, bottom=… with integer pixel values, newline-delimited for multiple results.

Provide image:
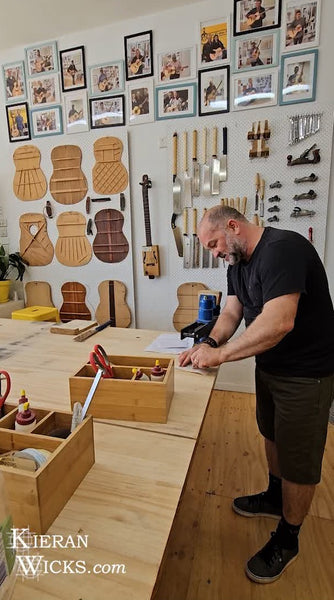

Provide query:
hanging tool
left=255, top=173, right=260, bottom=211
left=291, top=207, right=316, bottom=218
left=241, top=196, right=247, bottom=216
left=183, top=209, right=191, bottom=269
left=269, top=181, right=282, bottom=189
left=287, top=143, right=320, bottom=166
left=183, top=131, right=192, bottom=207
left=202, top=208, right=210, bottom=268
left=192, top=129, right=200, bottom=197
left=308, top=227, right=313, bottom=243
left=259, top=178, right=265, bottom=218
left=192, top=208, right=200, bottom=268
left=172, top=132, right=182, bottom=214
left=293, top=190, right=317, bottom=200
left=294, top=173, right=318, bottom=183
left=202, top=128, right=211, bottom=196
left=171, top=213, right=183, bottom=257
left=211, top=126, right=220, bottom=195
left=219, top=126, right=227, bottom=182
left=120, top=193, right=125, bottom=211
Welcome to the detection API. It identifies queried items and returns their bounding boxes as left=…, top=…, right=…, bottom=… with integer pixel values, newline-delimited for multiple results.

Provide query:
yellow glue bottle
left=150, top=360, right=165, bottom=382
left=15, top=401, right=36, bottom=433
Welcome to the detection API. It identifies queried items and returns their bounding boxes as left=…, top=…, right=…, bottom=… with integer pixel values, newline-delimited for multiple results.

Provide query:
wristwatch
left=199, top=336, right=218, bottom=348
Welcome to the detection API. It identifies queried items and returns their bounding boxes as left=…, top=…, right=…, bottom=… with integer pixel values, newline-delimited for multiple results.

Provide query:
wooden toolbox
left=0, top=404, right=94, bottom=534
left=69, top=355, right=174, bottom=423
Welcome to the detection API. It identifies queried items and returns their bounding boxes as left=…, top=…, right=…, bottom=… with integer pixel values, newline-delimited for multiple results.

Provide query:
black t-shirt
left=227, top=227, right=334, bottom=377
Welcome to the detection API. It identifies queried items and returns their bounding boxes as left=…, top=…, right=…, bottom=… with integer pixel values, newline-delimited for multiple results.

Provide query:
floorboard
left=152, top=390, right=334, bottom=600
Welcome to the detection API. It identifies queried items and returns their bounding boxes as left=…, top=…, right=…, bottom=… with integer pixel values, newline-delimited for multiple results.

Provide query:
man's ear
left=226, top=218, right=240, bottom=233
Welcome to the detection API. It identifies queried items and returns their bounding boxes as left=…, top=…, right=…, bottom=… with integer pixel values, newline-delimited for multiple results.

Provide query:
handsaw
left=183, top=208, right=191, bottom=269
left=211, top=126, right=220, bottom=195
left=183, top=131, right=192, bottom=207
left=219, top=126, right=227, bottom=182
left=202, top=128, right=211, bottom=196
left=192, top=130, right=200, bottom=196
left=171, top=212, right=183, bottom=257
left=172, top=132, right=182, bottom=214
left=201, top=208, right=210, bottom=268
left=192, top=208, right=200, bottom=268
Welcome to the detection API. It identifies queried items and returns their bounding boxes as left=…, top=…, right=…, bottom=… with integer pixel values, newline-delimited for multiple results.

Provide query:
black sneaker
left=245, top=531, right=299, bottom=583
left=232, top=492, right=282, bottom=518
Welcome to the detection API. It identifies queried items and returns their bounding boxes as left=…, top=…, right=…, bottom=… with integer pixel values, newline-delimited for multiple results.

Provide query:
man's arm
left=178, top=295, right=243, bottom=366
left=189, top=292, right=300, bottom=368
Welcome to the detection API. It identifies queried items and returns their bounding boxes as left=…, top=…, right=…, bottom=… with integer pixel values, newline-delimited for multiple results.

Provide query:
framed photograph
left=60, top=46, right=86, bottom=92
left=234, top=0, right=282, bottom=35
left=89, top=95, right=125, bottom=128
left=64, top=90, right=89, bottom=134
left=199, top=17, right=230, bottom=66
left=2, top=61, right=26, bottom=103
left=31, top=105, right=63, bottom=137
left=28, top=73, right=60, bottom=107
left=155, top=83, right=197, bottom=120
left=124, top=30, right=153, bottom=80
left=232, top=30, right=279, bottom=72
left=128, top=80, right=154, bottom=125
left=6, top=102, right=31, bottom=142
left=279, top=49, right=318, bottom=105
left=157, top=46, right=196, bottom=84
left=232, top=68, right=278, bottom=110
left=282, top=0, right=321, bottom=52
left=25, top=41, right=58, bottom=77
left=89, top=61, right=124, bottom=96
left=198, top=66, right=230, bottom=116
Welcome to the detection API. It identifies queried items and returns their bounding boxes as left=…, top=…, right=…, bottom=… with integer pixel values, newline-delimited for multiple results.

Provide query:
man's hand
left=179, top=344, right=223, bottom=369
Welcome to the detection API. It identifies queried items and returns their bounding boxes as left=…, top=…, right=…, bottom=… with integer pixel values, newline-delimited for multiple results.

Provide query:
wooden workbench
left=0, top=319, right=217, bottom=600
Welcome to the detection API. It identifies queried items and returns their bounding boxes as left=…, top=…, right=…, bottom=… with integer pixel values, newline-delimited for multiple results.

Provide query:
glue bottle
left=18, top=389, right=29, bottom=413
left=15, top=401, right=36, bottom=433
left=150, top=360, right=165, bottom=382
left=132, top=368, right=150, bottom=381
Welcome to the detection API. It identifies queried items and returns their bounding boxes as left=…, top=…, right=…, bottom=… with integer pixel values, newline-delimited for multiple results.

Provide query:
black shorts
left=255, top=367, right=334, bottom=484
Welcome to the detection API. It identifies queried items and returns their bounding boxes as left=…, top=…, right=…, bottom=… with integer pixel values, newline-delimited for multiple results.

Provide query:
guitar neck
left=142, top=179, right=153, bottom=246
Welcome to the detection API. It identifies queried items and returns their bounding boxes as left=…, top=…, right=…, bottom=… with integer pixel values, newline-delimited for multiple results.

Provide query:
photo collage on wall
left=1, top=0, right=322, bottom=140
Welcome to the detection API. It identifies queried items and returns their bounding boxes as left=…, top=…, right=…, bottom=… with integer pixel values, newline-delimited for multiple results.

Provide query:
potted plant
left=0, top=245, right=28, bottom=303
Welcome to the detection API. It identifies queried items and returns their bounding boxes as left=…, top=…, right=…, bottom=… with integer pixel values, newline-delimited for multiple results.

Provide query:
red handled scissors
left=0, top=370, right=11, bottom=417
left=89, top=344, right=114, bottom=379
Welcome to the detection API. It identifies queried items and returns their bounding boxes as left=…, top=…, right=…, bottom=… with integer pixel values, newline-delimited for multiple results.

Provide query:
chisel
left=183, top=208, right=191, bottom=269
left=202, top=128, right=211, bottom=196
left=201, top=208, right=210, bottom=268
left=192, top=208, right=200, bottom=268
left=211, top=126, right=220, bottom=195
left=183, top=131, right=192, bottom=207
left=255, top=172, right=260, bottom=211
left=192, top=130, right=200, bottom=196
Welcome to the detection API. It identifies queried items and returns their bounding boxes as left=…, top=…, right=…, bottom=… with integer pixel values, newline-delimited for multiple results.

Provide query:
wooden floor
left=152, top=390, right=334, bottom=600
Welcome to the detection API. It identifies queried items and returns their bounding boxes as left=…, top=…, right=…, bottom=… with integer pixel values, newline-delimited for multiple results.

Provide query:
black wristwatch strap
left=200, top=336, right=218, bottom=348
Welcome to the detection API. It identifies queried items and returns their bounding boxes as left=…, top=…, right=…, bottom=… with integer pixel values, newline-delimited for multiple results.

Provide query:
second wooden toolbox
left=69, top=355, right=174, bottom=423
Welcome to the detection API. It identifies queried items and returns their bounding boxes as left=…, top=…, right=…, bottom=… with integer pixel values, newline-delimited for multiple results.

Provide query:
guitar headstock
left=140, top=174, right=152, bottom=189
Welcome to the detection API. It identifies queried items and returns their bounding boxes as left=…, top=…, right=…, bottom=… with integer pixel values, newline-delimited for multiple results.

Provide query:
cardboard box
left=0, top=404, right=94, bottom=533
left=69, top=355, right=174, bottom=423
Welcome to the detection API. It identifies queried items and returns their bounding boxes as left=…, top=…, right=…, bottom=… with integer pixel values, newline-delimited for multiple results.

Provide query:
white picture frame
left=199, top=16, right=230, bottom=66
left=157, top=46, right=196, bottom=84
left=128, top=80, right=154, bottom=125
left=64, top=90, right=89, bottom=134
left=232, top=68, right=278, bottom=110
left=232, top=30, right=279, bottom=73
left=25, top=40, right=58, bottom=77
left=89, top=61, right=124, bottom=96
left=282, top=0, right=321, bottom=52
left=2, top=61, right=26, bottom=103
left=28, top=73, right=60, bottom=107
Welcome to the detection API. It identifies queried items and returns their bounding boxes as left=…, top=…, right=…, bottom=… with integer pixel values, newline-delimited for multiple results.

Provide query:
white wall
left=0, top=0, right=333, bottom=393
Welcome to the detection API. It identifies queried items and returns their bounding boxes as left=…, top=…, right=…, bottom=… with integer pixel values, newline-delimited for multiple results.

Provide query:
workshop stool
left=11, top=305, right=60, bottom=322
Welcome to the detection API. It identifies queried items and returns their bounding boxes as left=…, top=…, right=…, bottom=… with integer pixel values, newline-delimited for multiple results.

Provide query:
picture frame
left=124, top=30, right=153, bottom=81
left=60, top=46, right=86, bottom=92
left=89, top=95, right=125, bottom=129
left=281, top=0, right=321, bottom=52
left=232, top=68, right=278, bottom=110
left=198, top=66, right=230, bottom=116
left=6, top=102, right=31, bottom=142
left=2, top=61, right=26, bottom=103
left=279, top=49, right=318, bottom=105
left=233, top=0, right=282, bottom=36
left=199, top=17, right=230, bottom=66
left=232, top=30, right=279, bottom=72
left=155, top=82, right=197, bottom=120
left=89, top=61, right=124, bottom=96
left=28, top=73, right=60, bottom=107
left=157, top=46, right=196, bottom=84
left=128, top=80, right=154, bottom=125
left=63, top=90, right=89, bottom=134
left=25, top=41, right=58, bottom=77
left=31, top=105, right=63, bottom=137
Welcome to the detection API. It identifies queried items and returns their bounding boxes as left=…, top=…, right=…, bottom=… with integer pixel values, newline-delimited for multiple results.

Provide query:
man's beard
left=219, top=237, right=248, bottom=265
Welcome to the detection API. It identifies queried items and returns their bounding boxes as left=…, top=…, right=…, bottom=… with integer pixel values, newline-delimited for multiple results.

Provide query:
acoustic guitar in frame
left=139, top=174, right=160, bottom=279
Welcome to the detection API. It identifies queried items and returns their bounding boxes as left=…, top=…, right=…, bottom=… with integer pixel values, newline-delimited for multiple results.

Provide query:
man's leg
left=282, top=479, right=315, bottom=524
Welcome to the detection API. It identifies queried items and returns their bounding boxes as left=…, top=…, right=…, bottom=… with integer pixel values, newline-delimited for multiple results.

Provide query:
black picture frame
left=6, top=102, right=31, bottom=142
left=124, top=30, right=153, bottom=81
left=233, top=0, right=282, bottom=36
left=198, top=66, right=230, bottom=116
left=59, top=45, right=86, bottom=92
left=89, top=95, right=125, bottom=129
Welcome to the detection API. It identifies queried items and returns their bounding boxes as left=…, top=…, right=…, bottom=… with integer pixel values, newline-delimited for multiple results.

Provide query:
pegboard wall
left=4, top=128, right=136, bottom=325
left=167, top=100, right=333, bottom=304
